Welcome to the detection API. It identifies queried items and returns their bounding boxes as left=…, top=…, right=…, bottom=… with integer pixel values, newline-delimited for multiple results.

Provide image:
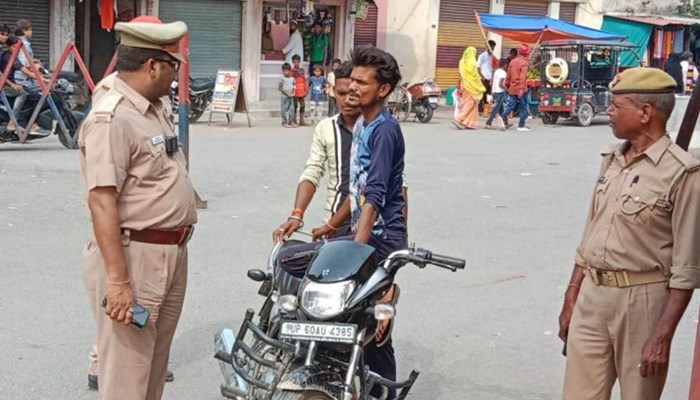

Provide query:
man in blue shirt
left=344, top=45, right=405, bottom=399
left=278, top=47, right=406, bottom=398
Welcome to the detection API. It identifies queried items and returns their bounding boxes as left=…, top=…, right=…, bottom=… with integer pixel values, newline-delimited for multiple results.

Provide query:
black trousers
left=278, top=233, right=406, bottom=398
left=293, top=97, right=305, bottom=120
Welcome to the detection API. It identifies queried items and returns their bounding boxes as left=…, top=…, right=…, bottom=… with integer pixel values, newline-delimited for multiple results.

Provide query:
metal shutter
left=559, top=2, right=577, bottom=23
left=159, top=0, right=242, bottom=77
left=0, top=0, right=51, bottom=65
left=436, top=0, right=490, bottom=89
left=502, top=0, right=549, bottom=58
left=354, top=3, right=378, bottom=48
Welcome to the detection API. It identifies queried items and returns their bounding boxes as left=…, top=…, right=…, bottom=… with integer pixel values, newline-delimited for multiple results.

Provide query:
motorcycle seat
left=190, top=78, right=215, bottom=92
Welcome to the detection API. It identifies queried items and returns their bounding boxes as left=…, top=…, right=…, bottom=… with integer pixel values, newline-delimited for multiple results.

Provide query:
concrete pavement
left=0, top=108, right=698, bottom=399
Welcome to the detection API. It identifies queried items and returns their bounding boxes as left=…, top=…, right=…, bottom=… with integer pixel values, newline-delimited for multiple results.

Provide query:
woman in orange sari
left=453, top=47, right=486, bottom=130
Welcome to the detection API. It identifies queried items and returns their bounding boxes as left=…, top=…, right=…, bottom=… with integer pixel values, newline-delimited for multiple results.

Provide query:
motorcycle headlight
left=300, top=280, right=356, bottom=319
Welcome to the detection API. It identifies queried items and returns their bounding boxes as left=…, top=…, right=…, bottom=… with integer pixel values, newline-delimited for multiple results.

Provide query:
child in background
left=279, top=63, right=296, bottom=128
left=291, top=54, right=308, bottom=126
left=326, top=58, right=341, bottom=115
left=485, top=58, right=509, bottom=130
left=308, top=64, right=327, bottom=125
left=453, top=79, right=463, bottom=119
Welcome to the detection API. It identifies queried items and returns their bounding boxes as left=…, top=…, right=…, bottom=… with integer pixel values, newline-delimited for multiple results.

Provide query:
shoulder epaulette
left=93, top=93, right=124, bottom=123
left=667, top=143, right=700, bottom=171
left=600, top=144, right=618, bottom=156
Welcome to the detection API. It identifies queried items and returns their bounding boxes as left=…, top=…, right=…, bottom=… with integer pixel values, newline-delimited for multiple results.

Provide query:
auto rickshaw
left=538, top=39, right=639, bottom=126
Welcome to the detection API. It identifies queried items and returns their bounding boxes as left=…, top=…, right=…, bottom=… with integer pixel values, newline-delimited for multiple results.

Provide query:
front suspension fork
left=341, top=330, right=366, bottom=400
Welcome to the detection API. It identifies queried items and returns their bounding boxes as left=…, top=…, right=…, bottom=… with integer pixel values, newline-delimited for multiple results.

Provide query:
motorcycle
left=0, top=76, right=85, bottom=149
left=388, top=78, right=440, bottom=123
left=214, top=234, right=465, bottom=400
left=169, top=76, right=215, bottom=124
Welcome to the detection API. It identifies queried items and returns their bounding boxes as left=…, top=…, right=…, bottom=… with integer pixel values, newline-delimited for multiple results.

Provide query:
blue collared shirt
left=349, top=108, right=406, bottom=238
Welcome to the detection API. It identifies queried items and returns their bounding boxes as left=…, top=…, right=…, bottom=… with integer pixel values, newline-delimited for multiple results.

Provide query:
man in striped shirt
left=273, top=61, right=357, bottom=241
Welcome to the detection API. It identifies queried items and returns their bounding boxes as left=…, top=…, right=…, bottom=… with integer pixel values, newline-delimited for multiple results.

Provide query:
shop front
left=76, top=0, right=145, bottom=81
left=601, top=15, right=696, bottom=69
left=242, top=0, right=364, bottom=102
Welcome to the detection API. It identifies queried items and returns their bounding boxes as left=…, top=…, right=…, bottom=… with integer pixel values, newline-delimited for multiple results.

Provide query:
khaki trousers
left=83, top=237, right=188, bottom=400
left=563, top=276, right=669, bottom=400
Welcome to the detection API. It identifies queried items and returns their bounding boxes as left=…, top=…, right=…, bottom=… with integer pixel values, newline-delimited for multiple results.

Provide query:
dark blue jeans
left=503, top=94, right=528, bottom=128
left=486, top=92, right=507, bottom=126
left=278, top=234, right=406, bottom=398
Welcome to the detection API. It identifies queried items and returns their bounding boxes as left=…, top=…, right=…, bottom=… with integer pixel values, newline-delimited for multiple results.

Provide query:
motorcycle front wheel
left=271, top=390, right=334, bottom=400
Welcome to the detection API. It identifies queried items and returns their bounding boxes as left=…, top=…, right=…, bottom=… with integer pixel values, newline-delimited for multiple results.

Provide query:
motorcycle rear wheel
left=57, top=111, right=85, bottom=150
left=189, top=108, right=205, bottom=124
left=271, top=391, right=334, bottom=400
left=416, top=104, right=434, bottom=123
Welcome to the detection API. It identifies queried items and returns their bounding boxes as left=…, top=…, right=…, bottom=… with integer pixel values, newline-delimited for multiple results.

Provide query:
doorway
left=75, top=0, right=139, bottom=81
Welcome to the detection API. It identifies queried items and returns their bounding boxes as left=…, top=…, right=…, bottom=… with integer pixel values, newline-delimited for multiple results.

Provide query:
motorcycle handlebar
left=426, top=252, right=466, bottom=270
left=384, top=248, right=465, bottom=274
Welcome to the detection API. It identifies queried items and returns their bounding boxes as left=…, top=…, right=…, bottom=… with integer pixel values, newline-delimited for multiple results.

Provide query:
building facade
left=367, top=0, right=584, bottom=89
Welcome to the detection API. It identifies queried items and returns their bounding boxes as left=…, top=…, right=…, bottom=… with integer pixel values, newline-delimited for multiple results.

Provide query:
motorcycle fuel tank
left=306, top=241, right=377, bottom=284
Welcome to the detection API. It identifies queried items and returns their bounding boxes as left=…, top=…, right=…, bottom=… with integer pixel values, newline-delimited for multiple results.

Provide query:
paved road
left=1, top=110, right=698, bottom=399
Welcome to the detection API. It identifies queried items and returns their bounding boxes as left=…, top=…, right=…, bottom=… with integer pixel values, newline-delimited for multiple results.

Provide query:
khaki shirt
left=78, top=76, right=197, bottom=231
left=92, top=72, right=117, bottom=103
left=576, top=135, right=700, bottom=289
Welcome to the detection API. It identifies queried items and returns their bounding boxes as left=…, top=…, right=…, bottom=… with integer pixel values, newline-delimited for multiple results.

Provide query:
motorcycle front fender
left=276, top=365, right=344, bottom=398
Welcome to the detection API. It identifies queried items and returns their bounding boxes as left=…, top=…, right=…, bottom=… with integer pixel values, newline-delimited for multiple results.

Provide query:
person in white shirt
left=282, top=21, right=304, bottom=65
left=485, top=58, right=509, bottom=130
left=477, top=40, right=496, bottom=113
left=680, top=51, right=698, bottom=95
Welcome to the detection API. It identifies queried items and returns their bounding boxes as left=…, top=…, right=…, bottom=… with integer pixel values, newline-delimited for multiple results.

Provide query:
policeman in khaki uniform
left=84, top=15, right=175, bottom=391
left=78, top=19, right=196, bottom=400
left=558, top=68, right=700, bottom=400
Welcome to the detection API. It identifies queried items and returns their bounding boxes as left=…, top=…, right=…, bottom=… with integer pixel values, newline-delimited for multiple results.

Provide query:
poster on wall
left=356, top=0, right=370, bottom=20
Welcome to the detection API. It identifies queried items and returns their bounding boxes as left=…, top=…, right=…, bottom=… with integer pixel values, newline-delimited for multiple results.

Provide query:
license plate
left=428, top=97, right=438, bottom=105
left=280, top=321, right=357, bottom=344
left=552, top=97, right=562, bottom=106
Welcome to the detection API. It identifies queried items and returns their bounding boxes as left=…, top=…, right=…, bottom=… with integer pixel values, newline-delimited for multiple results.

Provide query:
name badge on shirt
left=152, top=135, right=165, bottom=146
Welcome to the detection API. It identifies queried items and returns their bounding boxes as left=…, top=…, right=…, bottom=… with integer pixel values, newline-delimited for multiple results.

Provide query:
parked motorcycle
left=0, top=77, right=85, bottom=149
left=170, top=76, right=215, bottom=124
left=214, top=235, right=465, bottom=400
left=388, top=78, right=440, bottom=123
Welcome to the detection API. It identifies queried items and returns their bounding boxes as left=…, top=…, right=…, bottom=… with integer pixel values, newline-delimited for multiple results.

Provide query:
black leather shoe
left=88, top=370, right=174, bottom=390
left=87, top=374, right=98, bottom=391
